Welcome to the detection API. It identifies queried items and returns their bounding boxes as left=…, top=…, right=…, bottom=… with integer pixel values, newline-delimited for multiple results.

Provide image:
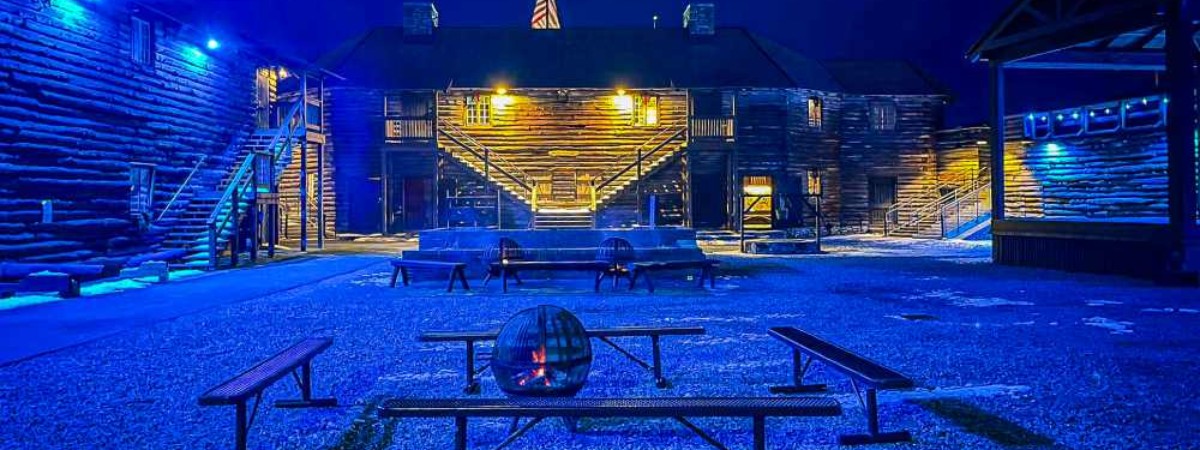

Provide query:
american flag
left=531, top=0, right=561, bottom=29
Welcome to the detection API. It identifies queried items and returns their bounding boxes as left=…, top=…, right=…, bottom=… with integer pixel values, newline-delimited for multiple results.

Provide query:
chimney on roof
left=403, top=2, right=439, bottom=36
left=683, top=3, right=715, bottom=36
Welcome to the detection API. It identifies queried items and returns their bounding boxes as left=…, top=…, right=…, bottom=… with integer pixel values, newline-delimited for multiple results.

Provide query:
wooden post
left=988, top=62, right=1006, bottom=262
left=317, top=143, right=325, bottom=249
left=1165, top=0, right=1199, bottom=269
left=300, top=75, right=310, bottom=252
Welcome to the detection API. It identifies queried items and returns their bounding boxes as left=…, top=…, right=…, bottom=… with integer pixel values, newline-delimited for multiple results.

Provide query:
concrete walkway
left=0, top=255, right=386, bottom=366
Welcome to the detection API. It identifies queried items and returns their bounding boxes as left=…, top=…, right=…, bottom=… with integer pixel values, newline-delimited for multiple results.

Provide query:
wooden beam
left=989, top=62, right=1007, bottom=229
left=1005, top=49, right=1166, bottom=71
left=972, top=1, right=1160, bottom=62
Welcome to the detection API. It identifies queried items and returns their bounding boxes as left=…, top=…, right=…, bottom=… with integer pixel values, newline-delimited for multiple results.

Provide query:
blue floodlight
left=206, top=38, right=221, bottom=50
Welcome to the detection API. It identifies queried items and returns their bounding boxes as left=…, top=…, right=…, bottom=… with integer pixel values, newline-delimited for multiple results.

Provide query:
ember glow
left=516, top=345, right=552, bottom=387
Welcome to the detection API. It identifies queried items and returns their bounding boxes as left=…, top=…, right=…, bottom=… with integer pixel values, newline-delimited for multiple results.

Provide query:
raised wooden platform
left=403, top=228, right=705, bottom=264
left=993, top=219, right=1198, bottom=283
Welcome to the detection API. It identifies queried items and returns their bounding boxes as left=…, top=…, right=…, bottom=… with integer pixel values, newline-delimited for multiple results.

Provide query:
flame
left=517, top=345, right=551, bottom=387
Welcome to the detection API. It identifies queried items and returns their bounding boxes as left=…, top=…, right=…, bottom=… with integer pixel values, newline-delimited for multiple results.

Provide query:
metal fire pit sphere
left=492, top=305, right=593, bottom=397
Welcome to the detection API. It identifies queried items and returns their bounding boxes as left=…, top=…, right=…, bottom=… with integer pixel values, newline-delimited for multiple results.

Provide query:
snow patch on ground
left=1083, top=317, right=1135, bottom=334
left=908, top=289, right=1032, bottom=307
left=0, top=270, right=206, bottom=312
left=1141, top=307, right=1199, bottom=314
left=1087, top=300, right=1123, bottom=307
left=883, top=384, right=1032, bottom=402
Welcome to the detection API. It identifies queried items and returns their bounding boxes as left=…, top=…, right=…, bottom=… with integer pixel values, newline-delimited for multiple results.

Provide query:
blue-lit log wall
left=0, top=0, right=258, bottom=262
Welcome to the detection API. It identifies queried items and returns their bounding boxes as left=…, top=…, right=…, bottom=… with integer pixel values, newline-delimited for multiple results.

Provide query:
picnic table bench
left=419, top=326, right=706, bottom=393
left=199, top=338, right=338, bottom=450
left=391, top=259, right=470, bottom=292
left=487, top=260, right=612, bottom=293
left=378, top=396, right=842, bottom=450
left=767, top=327, right=915, bottom=445
left=629, top=259, right=720, bottom=293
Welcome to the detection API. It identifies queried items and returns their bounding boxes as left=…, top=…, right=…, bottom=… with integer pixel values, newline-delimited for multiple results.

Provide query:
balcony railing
left=386, top=117, right=436, bottom=141
left=689, top=116, right=735, bottom=141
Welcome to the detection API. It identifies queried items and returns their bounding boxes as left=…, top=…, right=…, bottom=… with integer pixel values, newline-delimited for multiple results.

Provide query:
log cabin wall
left=785, top=89, right=843, bottom=224
left=838, top=95, right=944, bottom=231
left=327, top=87, right=387, bottom=233
left=279, top=142, right=336, bottom=241
left=933, top=126, right=989, bottom=181
left=1003, top=129, right=1168, bottom=221
left=436, top=88, right=688, bottom=201
left=596, top=154, right=687, bottom=228
left=0, top=0, right=258, bottom=262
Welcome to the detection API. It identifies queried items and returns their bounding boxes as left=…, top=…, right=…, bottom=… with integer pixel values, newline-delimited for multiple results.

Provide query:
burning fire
left=516, top=345, right=552, bottom=387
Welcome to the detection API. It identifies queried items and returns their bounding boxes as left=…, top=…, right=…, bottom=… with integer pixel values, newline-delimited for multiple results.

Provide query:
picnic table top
left=378, top=396, right=842, bottom=418
left=199, top=338, right=332, bottom=405
left=419, top=326, right=707, bottom=342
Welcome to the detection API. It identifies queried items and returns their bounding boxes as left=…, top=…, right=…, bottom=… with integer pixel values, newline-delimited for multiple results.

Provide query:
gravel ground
left=0, top=236, right=1197, bottom=449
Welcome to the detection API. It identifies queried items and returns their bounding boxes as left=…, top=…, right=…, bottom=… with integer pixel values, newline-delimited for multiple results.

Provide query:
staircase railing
left=887, top=168, right=990, bottom=237
left=155, top=154, right=210, bottom=222
left=938, top=181, right=992, bottom=239
left=884, top=168, right=978, bottom=229
left=593, top=121, right=688, bottom=201
left=437, top=119, right=535, bottom=199
left=205, top=101, right=304, bottom=269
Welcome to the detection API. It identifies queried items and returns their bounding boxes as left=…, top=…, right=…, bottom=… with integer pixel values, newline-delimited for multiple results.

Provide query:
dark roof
left=967, top=0, right=1164, bottom=63
left=317, top=26, right=945, bottom=96
left=823, top=60, right=949, bottom=96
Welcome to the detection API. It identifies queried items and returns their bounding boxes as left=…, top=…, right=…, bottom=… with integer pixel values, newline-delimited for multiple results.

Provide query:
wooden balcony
left=385, top=117, right=436, bottom=142
left=689, top=116, right=736, bottom=142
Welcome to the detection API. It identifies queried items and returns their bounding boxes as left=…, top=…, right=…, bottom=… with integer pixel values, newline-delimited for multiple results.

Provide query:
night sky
left=184, top=0, right=1160, bottom=127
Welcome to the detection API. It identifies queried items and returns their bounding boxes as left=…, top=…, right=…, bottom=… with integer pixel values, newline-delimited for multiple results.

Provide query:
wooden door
left=868, top=176, right=898, bottom=232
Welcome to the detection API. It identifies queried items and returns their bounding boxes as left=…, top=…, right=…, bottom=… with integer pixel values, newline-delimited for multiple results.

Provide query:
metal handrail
left=594, top=126, right=687, bottom=193
left=885, top=168, right=980, bottom=223
left=206, top=101, right=304, bottom=248
left=890, top=169, right=990, bottom=235
left=155, top=154, right=210, bottom=222
left=595, top=120, right=687, bottom=183
left=437, top=119, right=535, bottom=193
left=938, top=180, right=991, bottom=238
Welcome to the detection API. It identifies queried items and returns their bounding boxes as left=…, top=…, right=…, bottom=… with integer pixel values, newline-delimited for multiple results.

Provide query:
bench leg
left=593, top=271, right=603, bottom=293
left=651, top=335, right=667, bottom=388
left=455, top=416, right=468, bottom=450
left=463, top=340, right=481, bottom=395
left=235, top=401, right=248, bottom=450
left=446, top=270, right=456, bottom=293
left=673, top=417, right=730, bottom=450
left=483, top=270, right=493, bottom=286
left=628, top=269, right=640, bottom=291
left=390, top=266, right=401, bottom=288
left=753, top=416, right=766, bottom=450
left=644, top=272, right=655, bottom=294
left=769, top=349, right=827, bottom=394
left=838, top=388, right=912, bottom=445
left=276, top=361, right=338, bottom=408
left=501, top=269, right=510, bottom=293
left=401, top=267, right=410, bottom=286
left=457, top=268, right=470, bottom=291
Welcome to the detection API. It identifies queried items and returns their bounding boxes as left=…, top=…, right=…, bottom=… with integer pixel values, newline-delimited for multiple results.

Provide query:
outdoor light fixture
left=613, top=89, right=634, bottom=112
left=278, top=67, right=289, bottom=78
left=206, top=38, right=221, bottom=50
left=491, top=88, right=515, bottom=109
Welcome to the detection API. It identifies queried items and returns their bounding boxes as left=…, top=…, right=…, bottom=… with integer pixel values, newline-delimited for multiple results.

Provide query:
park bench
left=390, top=259, right=470, bottom=292
left=767, top=327, right=915, bottom=445
left=628, top=259, right=720, bottom=293
left=481, top=238, right=627, bottom=293
left=419, top=326, right=706, bottom=393
left=378, top=396, right=842, bottom=450
left=198, top=338, right=338, bottom=450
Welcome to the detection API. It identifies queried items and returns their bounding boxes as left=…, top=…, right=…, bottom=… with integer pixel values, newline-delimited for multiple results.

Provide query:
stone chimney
left=683, top=3, right=715, bottom=36
left=403, top=2, right=439, bottom=36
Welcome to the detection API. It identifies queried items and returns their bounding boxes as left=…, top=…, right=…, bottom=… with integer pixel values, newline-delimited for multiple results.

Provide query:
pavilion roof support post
left=300, top=74, right=310, bottom=252
left=989, top=62, right=1007, bottom=229
left=1164, top=0, right=1199, bottom=262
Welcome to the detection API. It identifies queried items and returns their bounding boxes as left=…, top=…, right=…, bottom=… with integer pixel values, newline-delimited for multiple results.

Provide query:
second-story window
left=870, top=101, right=897, bottom=131
left=464, top=95, right=492, bottom=126
left=130, top=16, right=155, bottom=67
left=808, top=97, right=824, bottom=129
left=634, top=95, right=660, bottom=126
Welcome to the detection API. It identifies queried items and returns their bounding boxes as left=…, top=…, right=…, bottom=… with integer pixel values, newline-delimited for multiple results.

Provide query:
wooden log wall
left=327, top=87, right=388, bottom=233
left=838, top=95, right=944, bottom=230
left=279, top=142, right=336, bottom=241
left=597, top=154, right=688, bottom=228
left=436, top=88, right=688, bottom=195
left=785, top=89, right=843, bottom=222
left=1003, top=129, right=1168, bottom=221
left=933, top=126, right=989, bottom=180
left=0, top=0, right=258, bottom=262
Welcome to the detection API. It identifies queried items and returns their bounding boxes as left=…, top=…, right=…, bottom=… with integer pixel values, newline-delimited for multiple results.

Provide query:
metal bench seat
left=629, top=259, right=720, bottom=293
left=767, top=327, right=914, bottom=445
left=390, top=259, right=470, bottom=292
left=487, top=260, right=612, bottom=292
left=199, top=338, right=337, bottom=450
left=378, top=396, right=842, bottom=450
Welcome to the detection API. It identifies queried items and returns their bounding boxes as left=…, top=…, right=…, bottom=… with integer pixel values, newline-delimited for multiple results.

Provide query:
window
left=464, top=95, right=491, bottom=126
left=129, top=163, right=156, bottom=221
left=807, top=97, right=824, bottom=129
left=805, top=169, right=822, bottom=196
left=130, top=16, right=155, bottom=67
left=633, top=95, right=660, bottom=126
left=869, top=101, right=897, bottom=131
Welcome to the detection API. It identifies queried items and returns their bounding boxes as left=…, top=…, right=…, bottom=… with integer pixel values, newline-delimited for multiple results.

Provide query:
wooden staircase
left=886, top=170, right=991, bottom=239
left=438, top=119, right=689, bottom=229
left=160, top=104, right=306, bottom=269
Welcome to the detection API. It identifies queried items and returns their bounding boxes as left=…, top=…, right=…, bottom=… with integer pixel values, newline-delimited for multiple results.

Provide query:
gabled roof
left=317, top=27, right=834, bottom=90
left=823, top=60, right=950, bottom=96
left=967, top=0, right=1167, bottom=64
